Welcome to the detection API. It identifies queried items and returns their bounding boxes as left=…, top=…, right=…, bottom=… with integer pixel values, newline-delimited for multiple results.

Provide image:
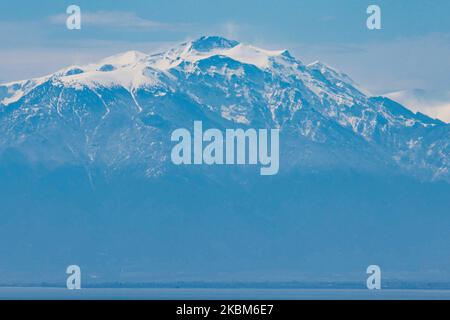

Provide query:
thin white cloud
left=48, top=11, right=184, bottom=30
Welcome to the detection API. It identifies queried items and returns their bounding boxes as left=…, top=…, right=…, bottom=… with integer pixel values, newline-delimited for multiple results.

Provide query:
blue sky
left=1, top=0, right=450, bottom=120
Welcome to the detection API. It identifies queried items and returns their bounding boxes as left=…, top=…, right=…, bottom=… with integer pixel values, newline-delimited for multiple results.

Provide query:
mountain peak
left=191, top=36, right=240, bottom=52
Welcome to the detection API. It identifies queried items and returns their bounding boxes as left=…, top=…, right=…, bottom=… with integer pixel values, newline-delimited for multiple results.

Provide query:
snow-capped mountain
left=0, top=35, right=448, bottom=181
left=1, top=36, right=450, bottom=284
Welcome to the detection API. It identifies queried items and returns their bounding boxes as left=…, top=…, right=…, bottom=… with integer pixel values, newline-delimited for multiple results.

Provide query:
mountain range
left=0, top=36, right=449, bottom=285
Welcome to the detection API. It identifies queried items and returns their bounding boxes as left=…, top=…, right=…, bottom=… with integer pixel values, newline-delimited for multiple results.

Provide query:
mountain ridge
left=1, top=36, right=450, bottom=283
